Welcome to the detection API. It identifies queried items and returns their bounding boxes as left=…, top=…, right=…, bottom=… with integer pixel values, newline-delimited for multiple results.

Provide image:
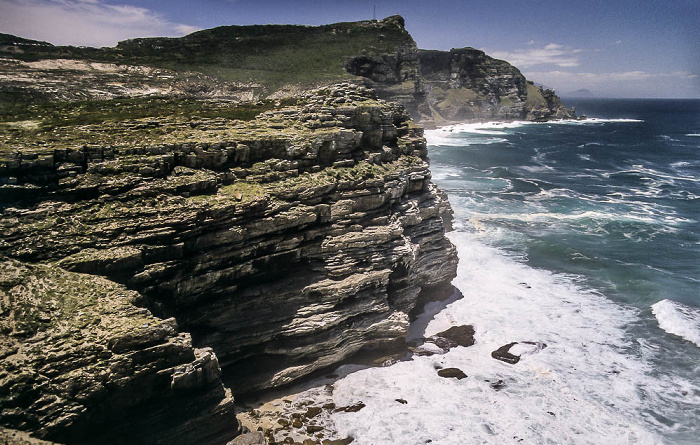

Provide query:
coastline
left=240, top=103, right=700, bottom=444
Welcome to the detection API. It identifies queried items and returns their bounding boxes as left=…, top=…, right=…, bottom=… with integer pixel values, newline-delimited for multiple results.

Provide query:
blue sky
left=1, top=0, right=698, bottom=98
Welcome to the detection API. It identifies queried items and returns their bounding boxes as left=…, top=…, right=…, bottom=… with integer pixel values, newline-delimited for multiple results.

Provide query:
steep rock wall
left=416, top=48, right=575, bottom=124
left=0, top=84, right=457, bottom=415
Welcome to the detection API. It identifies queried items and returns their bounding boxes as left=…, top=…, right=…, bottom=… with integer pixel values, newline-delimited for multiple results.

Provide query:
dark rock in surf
left=435, top=325, right=475, bottom=348
left=227, top=432, right=266, bottom=445
left=491, top=341, right=547, bottom=364
left=437, top=368, right=468, bottom=379
left=492, top=342, right=521, bottom=364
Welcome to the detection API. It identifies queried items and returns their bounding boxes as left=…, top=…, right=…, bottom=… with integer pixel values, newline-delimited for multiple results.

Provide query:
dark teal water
left=425, top=99, right=700, bottom=443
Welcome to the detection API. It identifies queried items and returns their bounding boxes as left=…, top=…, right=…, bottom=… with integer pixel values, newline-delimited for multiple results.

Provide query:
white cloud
left=0, top=0, right=200, bottom=47
left=527, top=70, right=697, bottom=83
left=524, top=70, right=700, bottom=97
left=488, top=43, right=583, bottom=68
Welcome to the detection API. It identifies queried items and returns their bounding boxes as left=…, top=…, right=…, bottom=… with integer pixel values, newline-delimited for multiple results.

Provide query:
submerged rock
left=336, top=402, right=367, bottom=413
left=489, top=379, right=507, bottom=391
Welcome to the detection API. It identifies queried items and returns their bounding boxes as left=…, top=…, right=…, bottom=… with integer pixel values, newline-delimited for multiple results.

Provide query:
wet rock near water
left=236, top=383, right=361, bottom=445
left=434, top=325, right=475, bottom=348
left=412, top=324, right=475, bottom=356
left=491, top=341, right=548, bottom=364
left=437, top=368, right=468, bottom=380
left=227, top=432, right=267, bottom=445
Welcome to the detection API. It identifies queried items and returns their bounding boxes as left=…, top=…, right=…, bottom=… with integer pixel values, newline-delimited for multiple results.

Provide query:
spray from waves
left=426, top=136, right=510, bottom=147
left=434, top=118, right=644, bottom=133
left=605, top=165, right=700, bottom=184
left=651, top=300, right=700, bottom=347
left=425, top=119, right=645, bottom=150
left=327, top=231, right=672, bottom=445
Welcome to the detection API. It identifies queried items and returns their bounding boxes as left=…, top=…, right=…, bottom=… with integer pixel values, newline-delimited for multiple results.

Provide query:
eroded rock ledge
left=0, top=259, right=239, bottom=444
left=0, top=84, right=458, bottom=443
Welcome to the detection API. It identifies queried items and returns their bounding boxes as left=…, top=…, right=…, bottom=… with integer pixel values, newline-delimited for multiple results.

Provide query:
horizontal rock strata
left=1, top=84, right=457, bottom=443
left=0, top=259, right=239, bottom=444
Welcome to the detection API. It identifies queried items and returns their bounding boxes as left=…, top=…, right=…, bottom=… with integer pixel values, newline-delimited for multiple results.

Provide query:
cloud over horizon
left=0, top=0, right=199, bottom=47
left=488, top=43, right=584, bottom=68
left=525, top=69, right=699, bottom=97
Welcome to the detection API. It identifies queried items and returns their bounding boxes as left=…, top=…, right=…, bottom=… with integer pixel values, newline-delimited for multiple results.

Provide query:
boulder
left=437, top=368, right=468, bottom=380
left=491, top=341, right=547, bottom=364
left=227, top=432, right=267, bottom=445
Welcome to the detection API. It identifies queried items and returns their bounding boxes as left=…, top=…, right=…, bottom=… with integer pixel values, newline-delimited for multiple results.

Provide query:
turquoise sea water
left=422, top=99, right=700, bottom=443
left=282, top=100, right=700, bottom=444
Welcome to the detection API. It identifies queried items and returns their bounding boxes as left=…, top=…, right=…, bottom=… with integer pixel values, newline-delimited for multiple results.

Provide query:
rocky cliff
left=0, top=16, right=573, bottom=125
left=0, top=14, right=573, bottom=444
left=416, top=48, right=575, bottom=125
left=0, top=84, right=458, bottom=443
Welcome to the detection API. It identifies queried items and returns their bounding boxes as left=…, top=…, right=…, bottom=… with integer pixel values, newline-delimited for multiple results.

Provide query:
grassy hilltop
left=0, top=16, right=413, bottom=98
left=0, top=14, right=573, bottom=135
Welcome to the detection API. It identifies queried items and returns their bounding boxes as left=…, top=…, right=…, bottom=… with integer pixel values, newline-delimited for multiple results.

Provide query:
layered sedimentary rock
left=0, top=259, right=239, bottom=444
left=1, top=84, right=458, bottom=445
left=416, top=48, right=575, bottom=124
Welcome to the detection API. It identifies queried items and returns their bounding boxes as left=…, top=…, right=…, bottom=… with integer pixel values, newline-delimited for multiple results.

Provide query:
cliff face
left=0, top=84, right=457, bottom=441
left=415, top=48, right=575, bottom=124
left=0, top=15, right=572, bottom=443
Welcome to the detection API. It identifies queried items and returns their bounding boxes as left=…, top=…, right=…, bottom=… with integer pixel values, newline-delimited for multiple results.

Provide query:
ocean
left=255, top=99, right=700, bottom=444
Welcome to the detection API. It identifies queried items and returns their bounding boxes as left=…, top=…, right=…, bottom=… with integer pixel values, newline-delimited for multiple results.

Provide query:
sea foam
left=328, top=231, right=663, bottom=445
left=652, top=299, right=700, bottom=347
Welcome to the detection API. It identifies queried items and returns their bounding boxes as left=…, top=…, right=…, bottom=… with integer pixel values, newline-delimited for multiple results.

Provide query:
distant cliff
left=416, top=48, right=574, bottom=124
left=0, top=16, right=573, bottom=124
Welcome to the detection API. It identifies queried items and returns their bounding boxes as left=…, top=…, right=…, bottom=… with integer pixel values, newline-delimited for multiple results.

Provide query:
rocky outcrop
left=436, top=368, right=468, bottom=380
left=0, top=84, right=457, bottom=443
left=416, top=48, right=575, bottom=125
left=0, top=259, right=239, bottom=444
left=0, top=57, right=261, bottom=103
left=491, top=341, right=548, bottom=365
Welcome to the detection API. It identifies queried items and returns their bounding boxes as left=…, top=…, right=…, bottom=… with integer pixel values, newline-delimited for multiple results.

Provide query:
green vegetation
left=219, top=181, right=268, bottom=202
left=0, top=96, right=299, bottom=127
left=0, top=96, right=304, bottom=156
left=127, top=19, right=411, bottom=91
left=433, top=87, right=479, bottom=109
left=498, top=95, right=518, bottom=106
left=0, top=16, right=413, bottom=95
left=525, top=82, right=547, bottom=108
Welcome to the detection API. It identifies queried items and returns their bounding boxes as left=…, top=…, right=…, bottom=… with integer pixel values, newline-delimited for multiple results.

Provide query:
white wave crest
left=652, top=299, right=700, bottom=347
